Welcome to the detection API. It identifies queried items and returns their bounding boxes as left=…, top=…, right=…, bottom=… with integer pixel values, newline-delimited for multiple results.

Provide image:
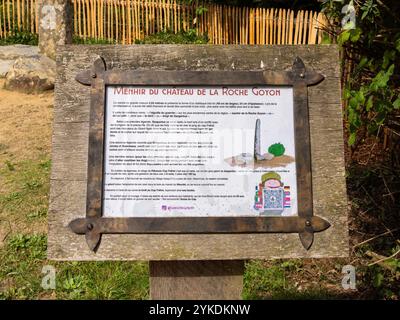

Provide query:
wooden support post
left=150, top=260, right=244, bottom=300
left=38, top=0, right=73, bottom=60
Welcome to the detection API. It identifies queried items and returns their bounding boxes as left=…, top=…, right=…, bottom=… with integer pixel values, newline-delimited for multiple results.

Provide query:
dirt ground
left=0, top=80, right=53, bottom=240
left=0, top=79, right=54, bottom=167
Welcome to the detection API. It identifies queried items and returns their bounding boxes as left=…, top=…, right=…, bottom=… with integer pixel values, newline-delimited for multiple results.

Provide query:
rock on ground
left=4, top=55, right=56, bottom=93
left=0, top=45, right=39, bottom=78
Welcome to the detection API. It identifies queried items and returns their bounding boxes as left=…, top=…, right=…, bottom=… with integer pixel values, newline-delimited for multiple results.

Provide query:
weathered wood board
left=150, top=260, right=244, bottom=299
left=48, top=45, right=348, bottom=260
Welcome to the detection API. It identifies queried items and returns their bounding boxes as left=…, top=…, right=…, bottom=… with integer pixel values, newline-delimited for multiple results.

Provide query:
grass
left=0, top=138, right=397, bottom=300
left=135, top=29, right=208, bottom=44
left=0, top=31, right=38, bottom=46
left=72, top=30, right=209, bottom=45
left=0, top=155, right=149, bottom=300
left=0, top=152, right=350, bottom=300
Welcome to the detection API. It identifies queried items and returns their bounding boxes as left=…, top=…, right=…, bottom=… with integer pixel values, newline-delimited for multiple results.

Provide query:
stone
left=0, top=45, right=39, bottom=78
left=0, top=44, right=39, bottom=60
left=0, top=60, right=14, bottom=78
left=4, top=55, right=56, bottom=93
left=39, top=0, right=73, bottom=60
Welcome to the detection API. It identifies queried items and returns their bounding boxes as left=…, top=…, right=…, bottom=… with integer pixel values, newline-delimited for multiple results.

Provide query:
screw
left=300, top=73, right=305, bottom=78
left=87, top=223, right=94, bottom=231
left=305, top=220, right=311, bottom=227
left=91, top=73, right=97, bottom=78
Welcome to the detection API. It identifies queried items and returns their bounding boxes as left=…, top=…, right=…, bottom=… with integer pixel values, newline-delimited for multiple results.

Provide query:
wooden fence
left=0, top=0, right=329, bottom=44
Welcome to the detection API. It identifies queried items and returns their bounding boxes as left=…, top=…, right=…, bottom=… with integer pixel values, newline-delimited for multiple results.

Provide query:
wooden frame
left=68, top=55, right=330, bottom=252
left=49, top=45, right=348, bottom=261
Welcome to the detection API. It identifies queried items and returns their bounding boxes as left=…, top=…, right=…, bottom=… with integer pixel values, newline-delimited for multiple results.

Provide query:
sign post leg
left=150, top=260, right=244, bottom=300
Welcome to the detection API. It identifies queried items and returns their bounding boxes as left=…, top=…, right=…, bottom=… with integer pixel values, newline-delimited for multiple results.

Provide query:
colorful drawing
left=253, top=172, right=291, bottom=216
left=225, top=118, right=294, bottom=168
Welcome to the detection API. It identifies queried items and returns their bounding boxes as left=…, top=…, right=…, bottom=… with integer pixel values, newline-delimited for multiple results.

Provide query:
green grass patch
left=243, top=260, right=336, bottom=300
left=0, top=156, right=50, bottom=222
left=135, top=29, right=208, bottom=44
left=72, top=36, right=116, bottom=45
left=0, top=233, right=149, bottom=300
left=0, top=31, right=38, bottom=46
left=0, top=156, right=149, bottom=300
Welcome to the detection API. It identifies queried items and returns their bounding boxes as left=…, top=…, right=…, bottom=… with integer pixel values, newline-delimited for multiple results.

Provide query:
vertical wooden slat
left=101, top=0, right=104, bottom=39
left=285, top=9, right=290, bottom=44
left=225, top=5, right=229, bottom=44
left=29, top=0, right=33, bottom=34
left=127, top=0, right=131, bottom=43
left=22, top=0, right=25, bottom=30
left=269, top=8, right=273, bottom=45
left=298, top=10, right=304, bottom=44
left=93, top=0, right=96, bottom=38
left=136, top=0, right=140, bottom=40
left=235, top=6, right=238, bottom=44
left=114, top=0, right=118, bottom=42
left=141, top=0, right=144, bottom=39
left=132, top=0, right=136, bottom=41
left=249, top=7, right=252, bottom=44
left=182, top=1, right=186, bottom=31
left=7, top=0, right=11, bottom=35
left=150, top=0, right=154, bottom=34
left=2, top=0, right=7, bottom=37
left=302, top=10, right=308, bottom=44
left=166, top=0, right=169, bottom=31
left=144, top=0, right=147, bottom=36
left=288, top=10, right=294, bottom=45
left=111, top=0, right=114, bottom=41
left=86, top=0, right=91, bottom=38
left=73, top=0, right=77, bottom=36
left=0, top=0, right=3, bottom=37
left=219, top=5, right=222, bottom=44
left=240, top=5, right=244, bottom=44
left=107, top=0, right=110, bottom=40
left=78, top=0, right=82, bottom=38
left=282, top=9, right=286, bottom=44
left=317, top=12, right=324, bottom=44
left=308, top=11, right=315, bottom=45
left=121, top=0, right=125, bottom=43
left=216, top=4, right=219, bottom=44
left=260, top=8, right=264, bottom=45
left=244, top=6, right=248, bottom=44
left=82, top=0, right=86, bottom=39
left=277, top=9, right=281, bottom=45
left=173, top=0, right=176, bottom=33
left=190, top=1, right=193, bottom=33
left=212, top=4, right=215, bottom=44
left=293, top=10, right=299, bottom=45
left=16, top=0, right=20, bottom=31
left=163, top=0, right=166, bottom=32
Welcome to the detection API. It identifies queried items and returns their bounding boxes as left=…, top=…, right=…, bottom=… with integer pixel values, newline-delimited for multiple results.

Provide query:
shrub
left=268, top=143, right=285, bottom=157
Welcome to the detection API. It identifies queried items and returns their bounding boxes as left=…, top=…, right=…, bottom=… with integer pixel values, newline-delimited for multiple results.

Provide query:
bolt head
left=87, top=223, right=94, bottom=231
left=305, top=220, right=311, bottom=227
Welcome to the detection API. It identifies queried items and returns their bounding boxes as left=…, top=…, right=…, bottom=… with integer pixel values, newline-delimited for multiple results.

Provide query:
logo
left=161, top=205, right=194, bottom=211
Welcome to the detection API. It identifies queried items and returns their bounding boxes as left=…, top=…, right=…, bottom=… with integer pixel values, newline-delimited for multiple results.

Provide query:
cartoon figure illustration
left=254, top=172, right=291, bottom=216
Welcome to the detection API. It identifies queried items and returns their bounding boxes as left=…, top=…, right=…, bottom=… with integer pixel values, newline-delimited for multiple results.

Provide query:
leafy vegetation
left=321, top=0, right=400, bottom=299
left=0, top=30, right=38, bottom=46
left=322, top=0, right=400, bottom=147
left=135, top=29, right=208, bottom=44
left=268, top=143, right=286, bottom=157
left=72, top=36, right=115, bottom=45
